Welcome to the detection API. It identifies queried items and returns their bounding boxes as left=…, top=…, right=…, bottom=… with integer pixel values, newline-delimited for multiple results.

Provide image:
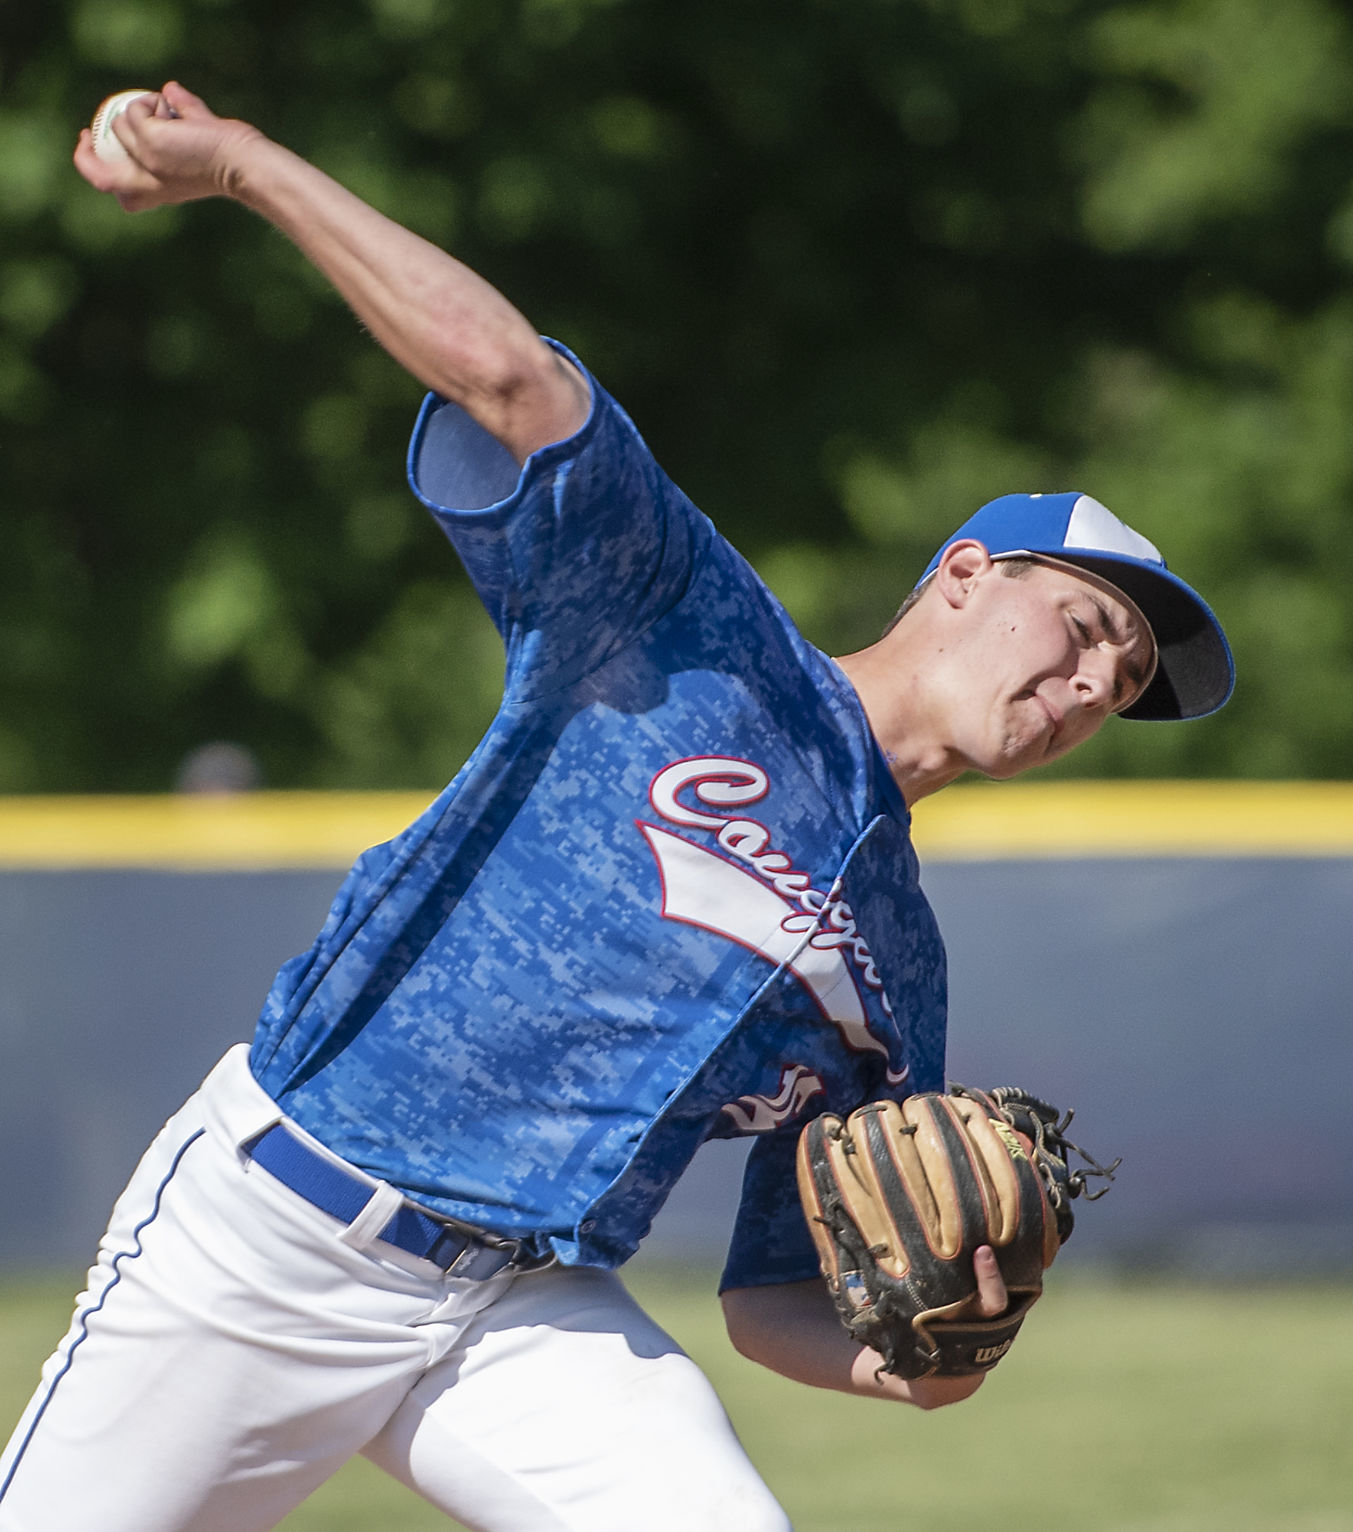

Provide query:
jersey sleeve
left=717, top=1128, right=822, bottom=1291
left=406, top=339, right=713, bottom=694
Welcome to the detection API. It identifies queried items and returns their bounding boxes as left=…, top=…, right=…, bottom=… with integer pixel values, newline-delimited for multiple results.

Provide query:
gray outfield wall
left=1, top=854, right=1350, bottom=1276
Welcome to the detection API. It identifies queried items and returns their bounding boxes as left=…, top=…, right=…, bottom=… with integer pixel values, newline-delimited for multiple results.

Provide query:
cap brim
left=1050, top=553, right=1234, bottom=721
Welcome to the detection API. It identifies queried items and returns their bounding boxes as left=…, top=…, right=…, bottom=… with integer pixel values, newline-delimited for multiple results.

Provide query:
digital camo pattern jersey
left=248, top=343, right=948, bottom=1283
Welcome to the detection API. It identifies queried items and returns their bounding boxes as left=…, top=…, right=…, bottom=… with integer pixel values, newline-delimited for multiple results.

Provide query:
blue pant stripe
left=0, top=1127, right=207, bottom=1503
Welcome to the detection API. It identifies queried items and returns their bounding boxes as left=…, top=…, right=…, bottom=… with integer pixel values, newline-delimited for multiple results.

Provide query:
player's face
left=952, top=559, right=1156, bottom=779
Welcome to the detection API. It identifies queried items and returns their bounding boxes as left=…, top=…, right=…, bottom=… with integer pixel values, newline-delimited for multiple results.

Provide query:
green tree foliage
left=2, top=0, right=1351, bottom=789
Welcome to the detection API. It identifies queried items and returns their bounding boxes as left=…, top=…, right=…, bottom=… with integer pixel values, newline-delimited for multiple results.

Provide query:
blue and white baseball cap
left=917, top=492, right=1234, bottom=721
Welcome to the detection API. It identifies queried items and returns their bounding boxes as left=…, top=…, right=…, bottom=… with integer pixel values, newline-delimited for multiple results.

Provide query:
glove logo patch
left=841, top=1271, right=873, bottom=1311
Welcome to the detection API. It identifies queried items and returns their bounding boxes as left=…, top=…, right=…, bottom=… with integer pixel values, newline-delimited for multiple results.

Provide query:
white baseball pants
left=0, top=1046, right=790, bottom=1532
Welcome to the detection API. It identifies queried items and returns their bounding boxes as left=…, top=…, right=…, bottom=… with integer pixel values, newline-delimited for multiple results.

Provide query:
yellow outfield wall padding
left=909, top=781, right=1353, bottom=859
left=0, top=791, right=438, bottom=870
left=0, top=782, right=1350, bottom=869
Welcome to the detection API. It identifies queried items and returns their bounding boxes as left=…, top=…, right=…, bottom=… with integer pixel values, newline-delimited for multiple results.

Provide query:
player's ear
left=931, top=540, right=993, bottom=609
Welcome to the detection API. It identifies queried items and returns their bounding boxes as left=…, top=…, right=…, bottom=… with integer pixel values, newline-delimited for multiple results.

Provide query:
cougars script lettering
left=638, top=756, right=905, bottom=1083
left=649, top=757, right=886, bottom=997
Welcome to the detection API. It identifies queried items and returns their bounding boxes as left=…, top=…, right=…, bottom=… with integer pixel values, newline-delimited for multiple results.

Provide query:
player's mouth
left=1034, top=695, right=1064, bottom=752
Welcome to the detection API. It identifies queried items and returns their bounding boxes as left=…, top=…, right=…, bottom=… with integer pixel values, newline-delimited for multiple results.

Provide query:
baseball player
left=0, top=83, right=1233, bottom=1532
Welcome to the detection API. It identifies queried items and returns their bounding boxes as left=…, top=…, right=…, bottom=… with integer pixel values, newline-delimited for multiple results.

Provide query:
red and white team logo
left=636, top=755, right=907, bottom=1096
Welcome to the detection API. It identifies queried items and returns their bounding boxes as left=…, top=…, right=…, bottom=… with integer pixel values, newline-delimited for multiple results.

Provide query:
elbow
left=467, top=342, right=589, bottom=461
left=720, top=1291, right=768, bottom=1366
left=720, top=1287, right=804, bottom=1377
left=473, top=337, right=555, bottom=406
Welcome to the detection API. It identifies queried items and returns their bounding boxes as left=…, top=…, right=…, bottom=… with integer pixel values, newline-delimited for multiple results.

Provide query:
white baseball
left=90, top=90, right=155, bottom=161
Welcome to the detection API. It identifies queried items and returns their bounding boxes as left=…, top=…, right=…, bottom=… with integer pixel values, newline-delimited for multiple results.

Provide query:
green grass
left=5, top=1268, right=1353, bottom=1531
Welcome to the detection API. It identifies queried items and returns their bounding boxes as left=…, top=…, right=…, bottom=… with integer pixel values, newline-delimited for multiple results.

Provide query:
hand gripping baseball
left=74, top=82, right=264, bottom=211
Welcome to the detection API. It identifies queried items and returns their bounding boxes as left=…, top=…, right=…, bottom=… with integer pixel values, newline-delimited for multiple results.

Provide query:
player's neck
left=832, top=635, right=968, bottom=808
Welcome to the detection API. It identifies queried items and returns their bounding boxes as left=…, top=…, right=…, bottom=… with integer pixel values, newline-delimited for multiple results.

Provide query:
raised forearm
left=74, top=82, right=589, bottom=460
left=227, top=136, right=584, bottom=455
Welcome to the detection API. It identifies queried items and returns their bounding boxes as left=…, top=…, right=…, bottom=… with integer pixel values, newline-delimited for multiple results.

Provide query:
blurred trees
left=1, top=0, right=1351, bottom=791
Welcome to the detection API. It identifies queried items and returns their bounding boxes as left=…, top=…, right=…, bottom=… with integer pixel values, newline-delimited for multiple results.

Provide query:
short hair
left=881, top=555, right=1039, bottom=637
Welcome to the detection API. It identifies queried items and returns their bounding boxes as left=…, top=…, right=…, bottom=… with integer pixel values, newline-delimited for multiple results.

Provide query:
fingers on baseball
left=73, top=138, right=158, bottom=209
left=77, top=84, right=219, bottom=209
left=159, top=80, right=212, bottom=119
left=73, top=129, right=132, bottom=193
left=112, top=90, right=183, bottom=161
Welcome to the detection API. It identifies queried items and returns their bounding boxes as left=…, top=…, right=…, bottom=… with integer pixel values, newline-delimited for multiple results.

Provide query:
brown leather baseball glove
left=796, top=1085, right=1116, bottom=1379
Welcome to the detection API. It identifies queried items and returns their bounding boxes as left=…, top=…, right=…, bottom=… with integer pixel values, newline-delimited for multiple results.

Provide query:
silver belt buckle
left=445, top=1237, right=517, bottom=1281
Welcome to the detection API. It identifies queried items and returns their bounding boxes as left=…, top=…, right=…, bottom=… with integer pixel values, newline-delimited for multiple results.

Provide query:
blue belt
left=247, top=1123, right=526, bottom=1280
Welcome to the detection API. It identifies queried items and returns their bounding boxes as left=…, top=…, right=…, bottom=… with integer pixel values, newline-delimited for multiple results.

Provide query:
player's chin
left=973, top=733, right=1052, bottom=781
left=995, top=714, right=1104, bottom=776
left=980, top=755, right=1034, bottom=782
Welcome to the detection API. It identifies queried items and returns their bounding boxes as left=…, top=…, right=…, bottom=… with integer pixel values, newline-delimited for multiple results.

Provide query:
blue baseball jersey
left=249, top=343, right=948, bottom=1287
